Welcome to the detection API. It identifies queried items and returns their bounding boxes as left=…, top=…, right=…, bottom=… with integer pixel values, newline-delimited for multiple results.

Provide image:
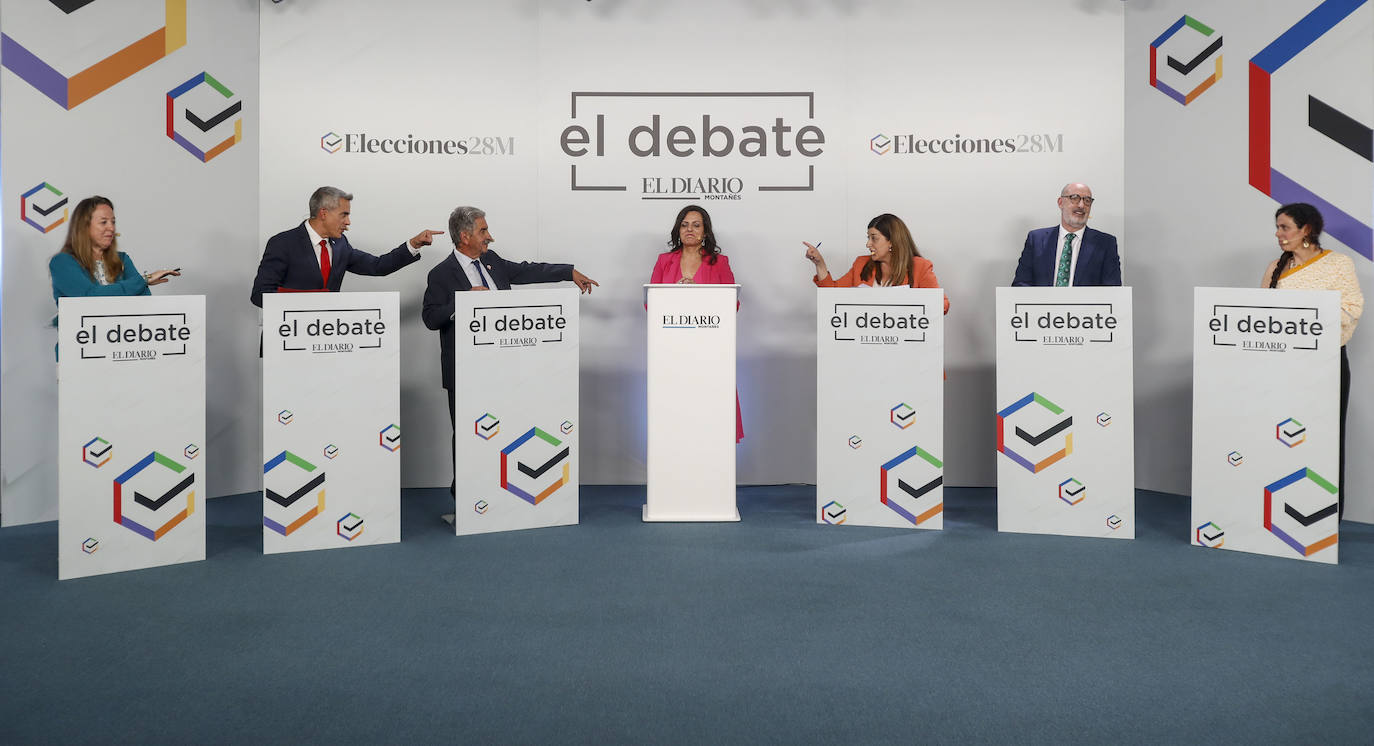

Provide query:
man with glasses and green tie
left=1011, top=182, right=1121, bottom=287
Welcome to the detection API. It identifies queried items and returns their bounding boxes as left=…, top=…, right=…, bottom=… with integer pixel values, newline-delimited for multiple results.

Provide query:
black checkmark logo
left=1063, top=483, right=1085, bottom=497
left=342, top=515, right=363, bottom=532
left=1284, top=501, right=1337, bottom=527
left=894, top=409, right=914, bottom=422
left=1167, top=36, right=1222, bottom=75
left=134, top=473, right=194, bottom=511
left=185, top=100, right=242, bottom=133
left=1309, top=96, right=1373, bottom=162
left=89, top=441, right=112, bottom=458
left=481, top=419, right=499, bottom=432
left=266, top=472, right=325, bottom=507
left=324, top=135, right=341, bottom=147
left=49, top=0, right=98, bottom=13
left=826, top=506, right=846, bottom=519
left=385, top=431, right=400, bottom=443
left=518, top=447, right=570, bottom=479
left=1283, top=425, right=1306, bottom=438
left=1016, top=416, right=1072, bottom=446
left=1202, top=526, right=1224, bottom=542
left=898, top=475, right=942, bottom=500
left=31, top=195, right=69, bottom=217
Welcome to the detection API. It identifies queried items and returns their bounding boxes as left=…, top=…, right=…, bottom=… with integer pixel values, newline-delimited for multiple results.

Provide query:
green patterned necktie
left=1055, top=233, right=1075, bottom=286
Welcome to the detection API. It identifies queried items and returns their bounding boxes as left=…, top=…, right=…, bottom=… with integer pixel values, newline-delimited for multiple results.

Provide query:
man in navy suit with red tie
left=1011, top=182, right=1122, bottom=287
left=250, top=186, right=443, bottom=307
left=422, top=205, right=597, bottom=516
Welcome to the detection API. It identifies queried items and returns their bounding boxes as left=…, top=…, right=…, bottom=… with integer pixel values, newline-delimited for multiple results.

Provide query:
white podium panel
left=58, top=295, right=206, bottom=580
left=644, top=284, right=739, bottom=521
left=453, top=288, right=580, bottom=535
left=816, top=288, right=944, bottom=529
left=262, top=292, right=400, bottom=554
left=995, top=287, right=1134, bottom=538
left=1192, top=288, right=1340, bottom=563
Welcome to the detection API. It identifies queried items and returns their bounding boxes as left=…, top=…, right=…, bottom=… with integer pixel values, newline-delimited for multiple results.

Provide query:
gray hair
left=448, top=206, right=486, bottom=244
left=308, top=186, right=353, bottom=218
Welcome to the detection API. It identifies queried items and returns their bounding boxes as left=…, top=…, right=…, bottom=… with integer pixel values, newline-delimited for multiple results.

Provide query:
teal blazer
left=50, top=251, right=150, bottom=304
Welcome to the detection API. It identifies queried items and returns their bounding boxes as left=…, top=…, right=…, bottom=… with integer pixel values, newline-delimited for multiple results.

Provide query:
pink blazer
left=650, top=250, right=735, bottom=284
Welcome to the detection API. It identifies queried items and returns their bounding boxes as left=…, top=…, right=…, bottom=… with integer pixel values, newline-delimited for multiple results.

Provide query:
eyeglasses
left=1061, top=194, right=1095, bottom=205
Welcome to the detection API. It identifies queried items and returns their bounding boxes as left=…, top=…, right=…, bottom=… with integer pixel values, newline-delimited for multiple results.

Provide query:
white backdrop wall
left=1, top=0, right=259, bottom=525
left=259, top=0, right=1125, bottom=491
left=1125, top=0, right=1373, bottom=522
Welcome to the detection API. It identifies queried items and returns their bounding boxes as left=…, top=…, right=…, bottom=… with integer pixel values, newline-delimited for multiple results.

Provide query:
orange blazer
left=814, top=255, right=950, bottom=314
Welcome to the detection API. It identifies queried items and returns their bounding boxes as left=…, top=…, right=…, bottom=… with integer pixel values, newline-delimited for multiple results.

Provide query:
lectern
left=644, top=284, right=740, bottom=521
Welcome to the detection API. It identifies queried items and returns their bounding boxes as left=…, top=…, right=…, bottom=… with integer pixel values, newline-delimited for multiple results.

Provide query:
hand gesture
left=409, top=229, right=445, bottom=250
left=803, top=241, right=828, bottom=278
left=146, top=269, right=180, bottom=286
left=572, top=269, right=599, bottom=294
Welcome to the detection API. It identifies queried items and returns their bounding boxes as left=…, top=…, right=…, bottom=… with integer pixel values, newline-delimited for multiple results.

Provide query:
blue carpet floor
left=1, top=486, right=1372, bottom=744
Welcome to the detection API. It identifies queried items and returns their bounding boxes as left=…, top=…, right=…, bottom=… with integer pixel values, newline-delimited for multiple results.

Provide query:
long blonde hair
left=60, top=196, right=124, bottom=281
left=860, top=213, right=921, bottom=286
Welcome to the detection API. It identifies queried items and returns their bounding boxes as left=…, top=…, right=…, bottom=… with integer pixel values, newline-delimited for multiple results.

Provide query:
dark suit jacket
left=421, top=249, right=573, bottom=390
left=1011, top=226, right=1122, bottom=287
left=250, top=223, right=422, bottom=306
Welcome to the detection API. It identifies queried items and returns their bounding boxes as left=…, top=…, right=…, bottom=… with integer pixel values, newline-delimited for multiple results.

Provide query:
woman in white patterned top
left=1262, top=202, right=1363, bottom=518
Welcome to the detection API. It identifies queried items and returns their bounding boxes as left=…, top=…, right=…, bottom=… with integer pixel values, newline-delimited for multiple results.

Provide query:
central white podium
left=644, top=283, right=740, bottom=521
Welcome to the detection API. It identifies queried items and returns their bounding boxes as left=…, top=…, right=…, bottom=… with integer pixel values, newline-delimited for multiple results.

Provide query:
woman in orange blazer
left=803, top=213, right=950, bottom=314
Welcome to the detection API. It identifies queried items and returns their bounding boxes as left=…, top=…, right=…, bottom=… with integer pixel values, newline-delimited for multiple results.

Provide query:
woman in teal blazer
left=49, top=195, right=179, bottom=302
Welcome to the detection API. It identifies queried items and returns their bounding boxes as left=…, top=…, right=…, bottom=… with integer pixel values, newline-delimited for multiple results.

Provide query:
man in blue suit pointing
left=423, top=205, right=597, bottom=518
left=251, top=186, right=442, bottom=307
left=1011, top=182, right=1122, bottom=287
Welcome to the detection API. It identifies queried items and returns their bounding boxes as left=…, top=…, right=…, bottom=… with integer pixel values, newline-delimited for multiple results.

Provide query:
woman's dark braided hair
left=1269, top=203, right=1324, bottom=288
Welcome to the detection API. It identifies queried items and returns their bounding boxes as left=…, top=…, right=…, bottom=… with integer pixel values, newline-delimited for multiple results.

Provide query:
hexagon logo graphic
left=1276, top=417, right=1306, bottom=448
left=166, top=71, right=243, bottom=163
left=277, top=409, right=294, bottom=425
left=474, top=500, right=489, bottom=515
left=1096, top=412, right=1112, bottom=427
left=321, top=131, right=342, bottom=153
left=1106, top=515, right=1123, bottom=530
left=870, top=133, right=891, bottom=155
left=848, top=435, right=863, bottom=449
left=83, top=436, right=112, bottom=468
left=81, top=537, right=99, bottom=554
left=336, top=512, right=364, bottom=541
left=323, top=444, right=339, bottom=460
left=820, top=500, right=847, bottom=525
left=0, top=0, right=187, bottom=109
left=1149, top=15, right=1223, bottom=105
left=560, top=420, right=574, bottom=435
left=890, top=403, right=915, bottom=430
left=379, top=424, right=401, bottom=452
left=500, top=427, right=570, bottom=506
left=1058, top=477, right=1086, bottom=505
left=879, top=445, right=943, bottom=526
left=183, top=443, right=199, bottom=460
left=1196, top=521, right=1225, bottom=548
left=263, top=450, right=326, bottom=537
left=1263, top=466, right=1338, bottom=556
left=475, top=413, right=500, bottom=441
left=19, top=182, right=69, bottom=233
left=1249, top=0, right=1372, bottom=260
left=113, top=451, right=195, bottom=541
left=997, top=392, right=1072, bottom=473
left=1227, top=450, right=1244, bottom=466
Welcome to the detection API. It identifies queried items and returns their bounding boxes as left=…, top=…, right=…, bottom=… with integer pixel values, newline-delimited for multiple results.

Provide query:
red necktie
left=319, top=239, right=331, bottom=287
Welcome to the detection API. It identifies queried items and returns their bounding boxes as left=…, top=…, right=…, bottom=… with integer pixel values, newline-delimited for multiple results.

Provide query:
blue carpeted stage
left=2, top=486, right=1372, bottom=743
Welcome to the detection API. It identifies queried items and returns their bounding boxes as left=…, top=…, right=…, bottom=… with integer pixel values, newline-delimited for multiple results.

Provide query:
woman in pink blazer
left=649, top=205, right=743, bottom=442
left=803, top=213, right=950, bottom=314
